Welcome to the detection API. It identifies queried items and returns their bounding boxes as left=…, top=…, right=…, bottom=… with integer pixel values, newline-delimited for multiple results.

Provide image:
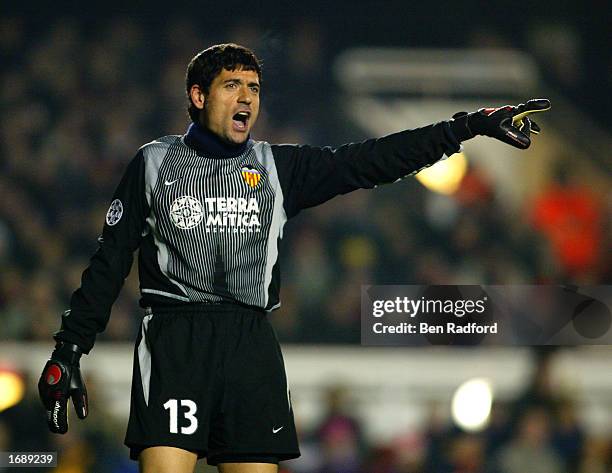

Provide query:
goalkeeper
left=38, top=43, right=550, bottom=473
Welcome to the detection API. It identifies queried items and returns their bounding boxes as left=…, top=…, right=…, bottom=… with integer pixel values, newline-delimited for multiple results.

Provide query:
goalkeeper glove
left=450, top=98, right=551, bottom=149
left=38, top=341, right=88, bottom=434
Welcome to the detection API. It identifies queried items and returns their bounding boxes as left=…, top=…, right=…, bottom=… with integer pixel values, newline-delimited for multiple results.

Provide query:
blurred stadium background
left=1, top=1, right=611, bottom=472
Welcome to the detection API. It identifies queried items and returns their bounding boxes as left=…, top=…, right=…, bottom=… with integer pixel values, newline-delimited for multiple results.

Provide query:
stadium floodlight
left=0, top=369, right=25, bottom=412
left=451, top=378, right=493, bottom=432
left=416, top=152, right=468, bottom=195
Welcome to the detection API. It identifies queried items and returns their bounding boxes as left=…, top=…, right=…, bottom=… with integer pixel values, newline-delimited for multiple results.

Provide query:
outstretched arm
left=273, top=99, right=550, bottom=218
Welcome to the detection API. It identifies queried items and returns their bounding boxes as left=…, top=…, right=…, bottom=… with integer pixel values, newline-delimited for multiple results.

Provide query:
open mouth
left=232, top=111, right=250, bottom=131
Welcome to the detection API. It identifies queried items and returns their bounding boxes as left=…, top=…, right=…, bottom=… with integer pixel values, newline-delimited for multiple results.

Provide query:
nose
left=238, top=86, right=252, bottom=104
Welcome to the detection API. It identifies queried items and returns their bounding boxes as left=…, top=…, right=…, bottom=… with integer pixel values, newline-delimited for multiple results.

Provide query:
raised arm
left=273, top=121, right=460, bottom=218
left=273, top=99, right=550, bottom=218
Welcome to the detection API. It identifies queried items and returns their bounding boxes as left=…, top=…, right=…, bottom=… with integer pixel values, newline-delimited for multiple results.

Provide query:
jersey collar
left=184, top=122, right=252, bottom=159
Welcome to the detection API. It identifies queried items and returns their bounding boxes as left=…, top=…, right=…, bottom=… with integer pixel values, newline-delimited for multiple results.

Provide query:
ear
left=189, top=84, right=205, bottom=111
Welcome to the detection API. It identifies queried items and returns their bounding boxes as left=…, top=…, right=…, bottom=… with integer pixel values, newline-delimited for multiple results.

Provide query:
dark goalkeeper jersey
left=56, top=121, right=462, bottom=352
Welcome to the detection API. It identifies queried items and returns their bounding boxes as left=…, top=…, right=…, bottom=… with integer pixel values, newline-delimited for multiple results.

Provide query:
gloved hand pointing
left=450, top=98, right=551, bottom=149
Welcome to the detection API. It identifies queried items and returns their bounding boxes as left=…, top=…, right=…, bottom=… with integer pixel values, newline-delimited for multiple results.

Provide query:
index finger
left=513, top=98, right=551, bottom=123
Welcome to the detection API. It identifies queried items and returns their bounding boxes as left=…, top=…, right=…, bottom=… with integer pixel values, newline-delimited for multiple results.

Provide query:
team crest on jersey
left=241, top=166, right=262, bottom=188
left=170, top=196, right=204, bottom=229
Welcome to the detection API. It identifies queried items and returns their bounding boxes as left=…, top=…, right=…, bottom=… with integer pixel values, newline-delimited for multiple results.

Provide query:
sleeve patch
left=105, top=199, right=124, bottom=226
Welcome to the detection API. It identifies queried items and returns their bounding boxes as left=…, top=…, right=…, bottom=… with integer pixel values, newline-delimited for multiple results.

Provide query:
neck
left=184, top=122, right=250, bottom=158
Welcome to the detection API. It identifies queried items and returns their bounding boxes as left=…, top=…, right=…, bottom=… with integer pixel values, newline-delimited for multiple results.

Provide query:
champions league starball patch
left=105, top=199, right=123, bottom=226
left=241, top=165, right=262, bottom=188
left=170, top=195, right=204, bottom=229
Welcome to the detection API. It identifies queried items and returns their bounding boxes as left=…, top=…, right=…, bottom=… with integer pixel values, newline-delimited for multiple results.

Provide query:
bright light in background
left=0, top=369, right=26, bottom=412
left=451, top=378, right=493, bottom=432
left=416, top=152, right=467, bottom=195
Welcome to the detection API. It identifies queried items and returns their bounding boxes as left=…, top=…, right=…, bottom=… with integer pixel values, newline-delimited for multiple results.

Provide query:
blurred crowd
left=290, top=352, right=611, bottom=473
left=1, top=351, right=611, bottom=472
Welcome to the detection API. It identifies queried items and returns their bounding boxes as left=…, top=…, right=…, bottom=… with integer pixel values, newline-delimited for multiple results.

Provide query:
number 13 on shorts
left=163, top=399, right=198, bottom=435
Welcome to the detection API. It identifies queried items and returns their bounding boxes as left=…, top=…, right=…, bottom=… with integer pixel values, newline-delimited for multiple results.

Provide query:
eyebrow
left=223, top=78, right=260, bottom=88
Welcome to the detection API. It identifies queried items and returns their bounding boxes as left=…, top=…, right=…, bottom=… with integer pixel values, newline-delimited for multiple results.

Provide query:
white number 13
left=163, top=399, right=198, bottom=435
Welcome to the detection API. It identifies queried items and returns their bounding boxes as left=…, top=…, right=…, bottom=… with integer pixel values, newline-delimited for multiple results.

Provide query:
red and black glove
left=38, top=342, right=88, bottom=434
left=450, top=98, right=551, bottom=149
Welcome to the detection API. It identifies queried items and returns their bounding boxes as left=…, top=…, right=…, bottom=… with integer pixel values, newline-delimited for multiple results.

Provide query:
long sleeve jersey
left=55, top=121, right=462, bottom=352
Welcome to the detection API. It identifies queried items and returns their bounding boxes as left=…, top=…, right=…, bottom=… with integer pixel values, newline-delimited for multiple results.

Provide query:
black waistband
left=145, top=301, right=266, bottom=316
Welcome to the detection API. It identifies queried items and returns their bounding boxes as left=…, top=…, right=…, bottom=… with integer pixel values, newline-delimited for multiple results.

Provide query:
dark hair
left=186, top=43, right=262, bottom=122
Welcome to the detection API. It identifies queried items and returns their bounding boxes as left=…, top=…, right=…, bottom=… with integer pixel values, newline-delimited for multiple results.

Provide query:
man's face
left=199, top=67, right=260, bottom=145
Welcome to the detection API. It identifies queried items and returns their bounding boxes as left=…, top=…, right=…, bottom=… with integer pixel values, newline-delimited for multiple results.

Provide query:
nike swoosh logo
left=272, top=426, right=284, bottom=434
left=164, top=178, right=181, bottom=186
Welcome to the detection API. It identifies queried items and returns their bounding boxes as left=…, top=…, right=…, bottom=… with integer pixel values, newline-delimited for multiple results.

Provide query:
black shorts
left=124, top=304, right=300, bottom=465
